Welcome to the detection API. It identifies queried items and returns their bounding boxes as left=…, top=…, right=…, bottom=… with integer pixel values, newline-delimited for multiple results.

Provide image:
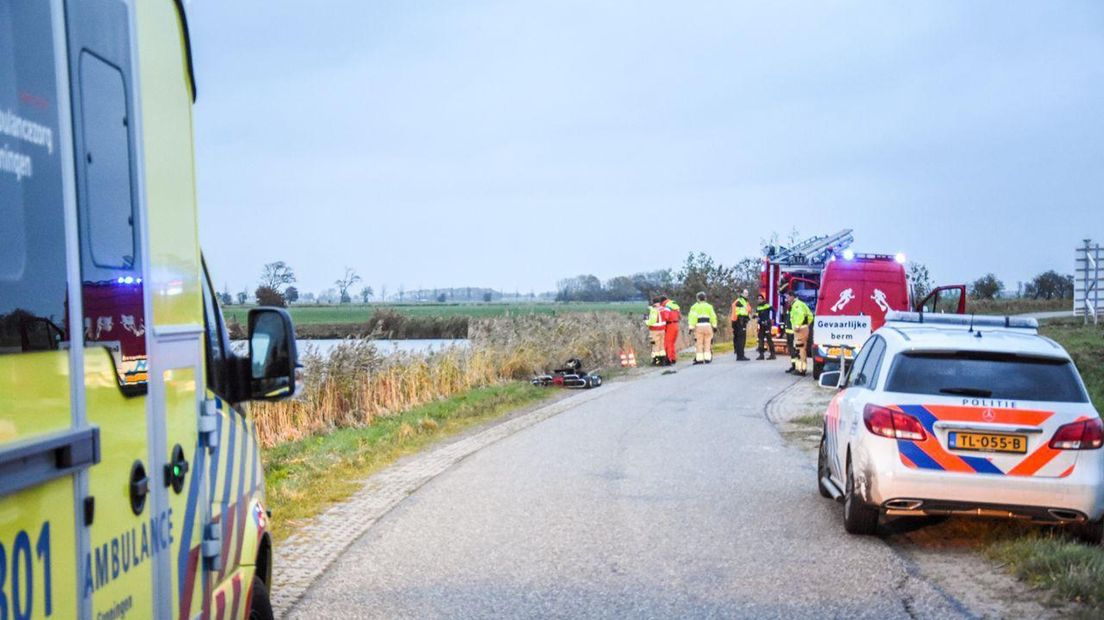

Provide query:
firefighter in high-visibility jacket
left=645, top=296, right=669, bottom=365
left=730, top=288, right=751, bottom=361
left=662, top=297, right=681, bottom=365
left=687, top=292, right=718, bottom=364
left=755, top=293, right=776, bottom=360
left=787, top=295, right=814, bottom=375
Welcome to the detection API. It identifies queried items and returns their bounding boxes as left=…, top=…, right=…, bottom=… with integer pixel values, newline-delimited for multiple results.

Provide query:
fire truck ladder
left=768, top=229, right=854, bottom=267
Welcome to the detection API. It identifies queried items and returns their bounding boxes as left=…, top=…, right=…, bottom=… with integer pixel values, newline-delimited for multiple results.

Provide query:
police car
left=816, top=312, right=1104, bottom=542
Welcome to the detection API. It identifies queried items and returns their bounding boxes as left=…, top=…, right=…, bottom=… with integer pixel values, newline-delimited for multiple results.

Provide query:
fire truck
left=760, top=229, right=856, bottom=321
left=758, top=231, right=966, bottom=377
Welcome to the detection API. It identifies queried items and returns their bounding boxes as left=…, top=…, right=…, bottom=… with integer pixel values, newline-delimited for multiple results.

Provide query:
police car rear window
left=885, top=352, right=1089, bottom=403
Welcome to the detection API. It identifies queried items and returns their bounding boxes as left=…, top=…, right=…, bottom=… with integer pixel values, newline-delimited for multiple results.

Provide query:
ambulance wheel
left=249, top=576, right=274, bottom=620
left=817, top=432, right=833, bottom=499
left=843, top=456, right=879, bottom=536
left=1073, top=518, right=1104, bottom=546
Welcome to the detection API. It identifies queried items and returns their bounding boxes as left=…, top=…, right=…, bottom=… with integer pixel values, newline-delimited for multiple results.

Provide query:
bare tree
left=359, top=285, right=374, bottom=303
left=334, top=267, right=362, bottom=304
left=259, top=261, right=296, bottom=293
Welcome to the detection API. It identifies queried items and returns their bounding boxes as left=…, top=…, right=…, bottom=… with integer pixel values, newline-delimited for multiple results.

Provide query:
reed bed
left=253, top=312, right=649, bottom=447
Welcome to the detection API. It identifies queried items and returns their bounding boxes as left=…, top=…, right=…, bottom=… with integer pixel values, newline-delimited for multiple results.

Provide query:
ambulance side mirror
left=247, top=308, right=299, bottom=401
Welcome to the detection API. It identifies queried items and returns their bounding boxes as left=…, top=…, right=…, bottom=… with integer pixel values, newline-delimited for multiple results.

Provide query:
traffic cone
left=620, top=351, right=630, bottom=367
left=627, top=348, right=637, bottom=367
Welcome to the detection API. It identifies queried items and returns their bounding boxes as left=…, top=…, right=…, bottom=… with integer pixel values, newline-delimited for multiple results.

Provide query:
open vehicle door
left=916, top=285, right=967, bottom=314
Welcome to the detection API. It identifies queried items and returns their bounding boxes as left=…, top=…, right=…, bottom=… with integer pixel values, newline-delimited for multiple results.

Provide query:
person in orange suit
left=662, top=296, right=681, bottom=365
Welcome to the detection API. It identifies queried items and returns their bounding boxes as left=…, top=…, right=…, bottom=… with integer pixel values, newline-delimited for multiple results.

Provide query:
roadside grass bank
left=969, top=298, right=1070, bottom=315
left=226, top=301, right=647, bottom=329
left=253, top=312, right=647, bottom=446
left=262, top=383, right=558, bottom=542
left=987, top=536, right=1104, bottom=612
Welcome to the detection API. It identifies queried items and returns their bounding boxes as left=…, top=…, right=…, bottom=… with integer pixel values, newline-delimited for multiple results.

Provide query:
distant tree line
left=221, top=255, right=1077, bottom=312
left=969, top=270, right=1076, bottom=300
left=555, top=253, right=761, bottom=309
left=555, top=271, right=673, bottom=302
left=219, top=261, right=537, bottom=307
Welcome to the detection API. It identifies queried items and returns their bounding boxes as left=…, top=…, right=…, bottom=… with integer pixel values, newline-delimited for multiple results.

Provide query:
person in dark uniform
left=755, top=293, right=776, bottom=360
left=730, top=288, right=751, bottom=361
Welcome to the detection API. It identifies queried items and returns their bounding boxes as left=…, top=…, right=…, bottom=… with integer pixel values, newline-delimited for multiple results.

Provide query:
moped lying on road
left=531, top=358, right=603, bottom=389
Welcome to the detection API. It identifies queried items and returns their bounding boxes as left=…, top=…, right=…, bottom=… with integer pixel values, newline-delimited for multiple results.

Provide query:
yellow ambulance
left=1, top=1, right=298, bottom=618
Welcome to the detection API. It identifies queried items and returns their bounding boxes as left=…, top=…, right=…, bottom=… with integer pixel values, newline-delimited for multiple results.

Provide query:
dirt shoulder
left=766, top=379, right=1083, bottom=619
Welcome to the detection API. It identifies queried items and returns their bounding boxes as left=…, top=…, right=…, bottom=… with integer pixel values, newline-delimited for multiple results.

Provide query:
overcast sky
left=188, top=1, right=1104, bottom=298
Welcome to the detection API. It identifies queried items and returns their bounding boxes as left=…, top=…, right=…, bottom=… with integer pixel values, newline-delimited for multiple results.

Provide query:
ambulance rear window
left=0, top=1, right=69, bottom=354
left=885, top=352, right=1089, bottom=403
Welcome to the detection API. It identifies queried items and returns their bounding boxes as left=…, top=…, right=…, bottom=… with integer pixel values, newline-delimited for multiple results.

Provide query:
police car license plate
left=948, top=431, right=1027, bottom=454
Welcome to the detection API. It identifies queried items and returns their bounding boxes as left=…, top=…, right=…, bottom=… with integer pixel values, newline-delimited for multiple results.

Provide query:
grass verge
left=262, top=382, right=556, bottom=542
left=226, top=301, right=647, bottom=326
left=791, top=413, right=824, bottom=427
left=988, top=535, right=1104, bottom=610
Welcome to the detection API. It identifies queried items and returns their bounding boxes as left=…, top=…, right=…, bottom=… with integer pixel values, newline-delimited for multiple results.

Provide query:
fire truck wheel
left=249, top=576, right=275, bottom=620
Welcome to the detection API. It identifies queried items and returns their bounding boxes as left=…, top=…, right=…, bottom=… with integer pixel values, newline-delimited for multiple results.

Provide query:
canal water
left=232, top=338, right=469, bottom=357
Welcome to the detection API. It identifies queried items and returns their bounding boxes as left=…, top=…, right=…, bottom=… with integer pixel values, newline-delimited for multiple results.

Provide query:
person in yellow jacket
left=644, top=296, right=669, bottom=366
left=687, top=292, right=718, bottom=364
left=730, top=288, right=751, bottom=361
left=787, top=295, right=814, bottom=376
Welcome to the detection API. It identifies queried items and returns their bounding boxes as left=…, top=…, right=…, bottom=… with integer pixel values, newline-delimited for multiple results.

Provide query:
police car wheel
left=843, top=457, right=879, bottom=536
left=1072, top=519, right=1104, bottom=546
left=817, top=433, right=832, bottom=499
left=249, top=576, right=275, bottom=620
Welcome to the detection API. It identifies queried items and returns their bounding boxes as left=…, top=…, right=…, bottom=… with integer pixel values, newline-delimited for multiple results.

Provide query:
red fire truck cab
left=810, top=252, right=966, bottom=378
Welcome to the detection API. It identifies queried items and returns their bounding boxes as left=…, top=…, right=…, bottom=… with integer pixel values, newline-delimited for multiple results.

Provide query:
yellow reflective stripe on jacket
left=688, top=301, right=717, bottom=328
left=790, top=299, right=813, bottom=327
left=645, top=306, right=665, bottom=327
left=732, top=297, right=750, bottom=317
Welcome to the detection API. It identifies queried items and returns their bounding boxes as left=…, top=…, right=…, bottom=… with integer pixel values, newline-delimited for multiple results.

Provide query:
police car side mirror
left=247, top=308, right=299, bottom=401
left=818, top=371, right=842, bottom=390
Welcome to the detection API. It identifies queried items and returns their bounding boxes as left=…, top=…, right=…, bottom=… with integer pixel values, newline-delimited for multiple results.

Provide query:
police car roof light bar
left=885, top=311, right=1038, bottom=332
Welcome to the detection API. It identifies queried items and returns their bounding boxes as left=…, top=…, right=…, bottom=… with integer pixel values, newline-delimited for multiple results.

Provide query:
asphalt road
left=290, top=355, right=971, bottom=619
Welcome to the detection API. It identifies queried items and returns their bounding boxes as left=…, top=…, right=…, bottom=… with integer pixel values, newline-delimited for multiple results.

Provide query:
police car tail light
left=1049, top=418, right=1104, bottom=450
left=863, top=404, right=926, bottom=441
